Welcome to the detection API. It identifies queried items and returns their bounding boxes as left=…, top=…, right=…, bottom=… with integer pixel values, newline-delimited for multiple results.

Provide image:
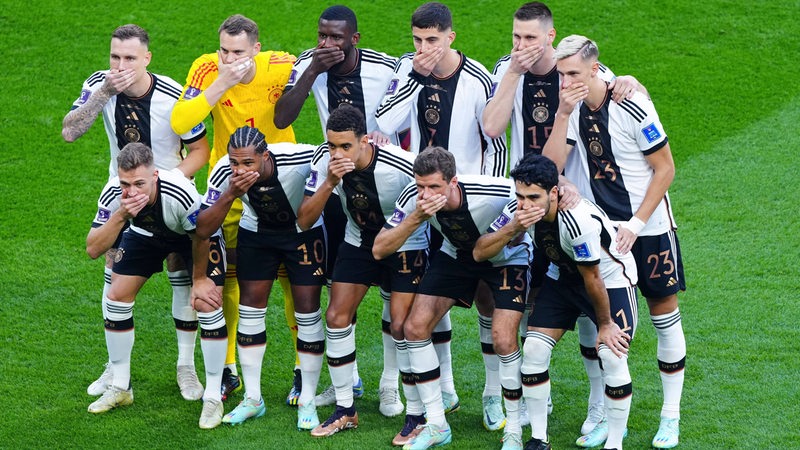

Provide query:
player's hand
left=415, top=193, right=447, bottom=219
left=413, top=47, right=444, bottom=77
left=327, top=152, right=355, bottom=184
left=119, top=190, right=149, bottom=218
left=310, top=44, right=345, bottom=74
left=597, top=321, right=630, bottom=358
left=609, top=75, right=639, bottom=103
left=101, top=68, right=137, bottom=95
left=514, top=205, right=545, bottom=229
left=615, top=217, right=644, bottom=254
left=367, top=131, right=391, bottom=147
left=509, top=44, right=543, bottom=74
left=191, top=277, right=222, bottom=311
left=229, top=169, right=259, bottom=197
left=217, top=51, right=253, bottom=89
left=557, top=183, right=581, bottom=210
left=558, top=82, right=588, bottom=115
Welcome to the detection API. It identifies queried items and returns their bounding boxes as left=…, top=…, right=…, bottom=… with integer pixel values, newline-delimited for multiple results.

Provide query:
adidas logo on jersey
left=339, top=86, right=351, bottom=95
left=222, top=99, right=233, bottom=107
left=428, top=93, right=440, bottom=102
left=313, top=268, right=324, bottom=276
left=126, top=111, right=140, bottom=121
left=534, top=89, right=546, bottom=98
left=210, top=268, right=222, bottom=277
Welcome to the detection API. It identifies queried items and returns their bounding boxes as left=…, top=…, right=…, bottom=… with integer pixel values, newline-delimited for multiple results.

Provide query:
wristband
left=622, top=217, right=646, bottom=235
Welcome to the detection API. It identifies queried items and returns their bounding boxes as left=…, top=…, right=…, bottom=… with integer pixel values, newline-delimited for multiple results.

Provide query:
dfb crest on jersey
left=533, top=105, right=549, bottom=123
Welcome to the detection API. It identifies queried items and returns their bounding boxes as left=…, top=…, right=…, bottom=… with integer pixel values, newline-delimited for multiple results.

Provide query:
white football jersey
left=305, top=143, right=427, bottom=251
left=71, top=71, right=206, bottom=178
left=92, top=168, right=201, bottom=238
left=491, top=58, right=616, bottom=166
left=287, top=48, right=398, bottom=142
left=388, top=175, right=532, bottom=267
left=376, top=52, right=507, bottom=177
left=203, top=143, right=321, bottom=234
left=492, top=198, right=637, bottom=288
left=565, top=90, right=675, bottom=236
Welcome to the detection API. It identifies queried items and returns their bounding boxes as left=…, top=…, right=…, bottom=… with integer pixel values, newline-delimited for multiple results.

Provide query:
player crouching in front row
left=473, top=153, right=638, bottom=450
left=85, top=142, right=228, bottom=429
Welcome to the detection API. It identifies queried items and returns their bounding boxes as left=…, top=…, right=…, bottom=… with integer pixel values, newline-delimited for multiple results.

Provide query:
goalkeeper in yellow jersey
left=171, top=14, right=301, bottom=403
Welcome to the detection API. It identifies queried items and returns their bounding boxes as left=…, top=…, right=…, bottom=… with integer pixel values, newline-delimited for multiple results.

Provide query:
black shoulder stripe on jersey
left=311, top=144, right=329, bottom=165
left=396, top=184, right=418, bottom=207
left=618, top=99, right=647, bottom=122
left=209, top=165, right=232, bottom=187
left=160, top=182, right=194, bottom=210
left=506, top=199, right=518, bottom=214
left=361, top=50, right=397, bottom=70
left=296, top=49, right=314, bottom=63
left=274, top=151, right=314, bottom=164
left=154, top=78, right=183, bottom=99
left=377, top=151, right=414, bottom=173
left=493, top=55, right=511, bottom=75
left=100, top=186, right=122, bottom=206
left=598, top=63, right=609, bottom=74
left=561, top=210, right=581, bottom=239
left=462, top=182, right=511, bottom=197
left=87, top=71, right=106, bottom=87
left=375, top=78, right=421, bottom=117
left=488, top=138, right=508, bottom=177
left=462, top=59, right=494, bottom=97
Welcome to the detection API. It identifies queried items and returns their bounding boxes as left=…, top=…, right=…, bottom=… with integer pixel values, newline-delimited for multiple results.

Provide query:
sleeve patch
left=288, top=69, right=298, bottom=84
left=388, top=208, right=406, bottom=226
left=205, top=188, right=221, bottom=204
left=386, top=79, right=399, bottom=95
left=190, top=123, right=204, bottom=134
left=77, top=89, right=92, bottom=105
left=490, top=213, right=510, bottom=230
left=306, top=170, right=318, bottom=188
left=641, top=123, right=662, bottom=143
left=184, top=86, right=202, bottom=100
left=187, top=209, right=199, bottom=226
left=573, top=242, right=591, bottom=258
left=96, top=208, right=111, bottom=223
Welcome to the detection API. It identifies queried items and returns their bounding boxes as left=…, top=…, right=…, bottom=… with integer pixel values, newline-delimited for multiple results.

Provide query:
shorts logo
left=184, top=87, right=201, bottom=99
left=190, top=123, right=204, bottom=135
left=388, top=208, right=406, bottom=225
left=642, top=123, right=662, bottom=143
left=573, top=242, right=591, bottom=258
left=78, top=89, right=91, bottom=105
left=97, top=207, right=111, bottom=223
left=386, top=79, right=399, bottom=95
left=187, top=209, right=199, bottom=226
left=288, top=70, right=297, bottom=85
left=206, top=188, right=221, bottom=204
left=306, top=170, right=318, bottom=188
left=491, top=213, right=510, bottom=230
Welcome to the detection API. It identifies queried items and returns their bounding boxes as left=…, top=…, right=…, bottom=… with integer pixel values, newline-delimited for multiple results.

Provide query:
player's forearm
left=297, top=188, right=334, bottom=231
left=482, top=72, right=520, bottom=138
left=176, top=139, right=211, bottom=178
left=274, top=73, right=318, bottom=129
left=636, top=148, right=675, bottom=224
left=542, top=114, right=571, bottom=172
left=171, top=95, right=213, bottom=135
left=373, top=219, right=421, bottom=260
left=62, top=90, right=112, bottom=142
left=473, top=225, right=519, bottom=262
left=579, top=265, right=613, bottom=326
left=195, top=198, right=233, bottom=240
left=375, top=78, right=421, bottom=134
left=190, top=235, right=211, bottom=281
left=86, top=214, right=127, bottom=259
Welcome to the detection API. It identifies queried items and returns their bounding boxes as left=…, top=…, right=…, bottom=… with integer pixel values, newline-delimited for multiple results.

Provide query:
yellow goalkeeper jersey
left=172, top=50, right=297, bottom=166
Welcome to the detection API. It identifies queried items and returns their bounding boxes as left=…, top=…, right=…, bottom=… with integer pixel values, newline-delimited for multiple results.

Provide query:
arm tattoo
left=62, top=88, right=113, bottom=142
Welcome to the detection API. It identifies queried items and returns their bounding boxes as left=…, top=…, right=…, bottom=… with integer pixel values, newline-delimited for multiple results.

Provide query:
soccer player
left=375, top=2, right=507, bottom=177
left=194, top=126, right=326, bottom=430
left=482, top=3, right=643, bottom=439
left=543, top=35, right=686, bottom=449
left=171, top=14, right=298, bottom=401
left=84, top=143, right=227, bottom=430
left=63, top=24, right=211, bottom=402
left=296, top=104, right=427, bottom=439
left=474, top=153, right=638, bottom=450
left=273, top=5, right=402, bottom=413
left=373, top=147, right=532, bottom=450
left=376, top=3, right=506, bottom=428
